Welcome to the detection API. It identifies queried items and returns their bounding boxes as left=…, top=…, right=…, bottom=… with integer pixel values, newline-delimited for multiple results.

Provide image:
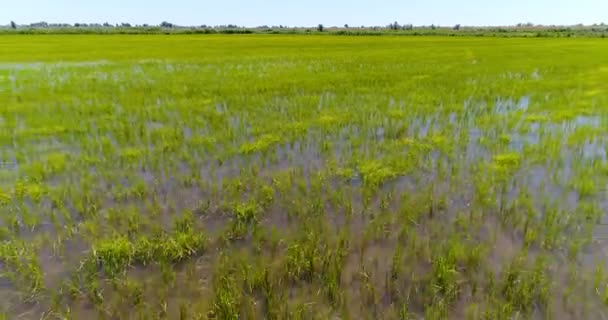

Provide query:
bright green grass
left=1, top=35, right=608, bottom=319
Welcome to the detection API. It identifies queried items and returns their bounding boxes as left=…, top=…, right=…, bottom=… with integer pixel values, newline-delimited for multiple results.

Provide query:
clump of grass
left=239, top=134, right=281, bottom=154
left=92, top=218, right=207, bottom=277
left=0, top=240, right=45, bottom=298
left=0, top=188, right=10, bottom=206
left=492, top=153, right=521, bottom=168
left=13, top=180, right=47, bottom=202
left=358, top=160, right=397, bottom=188
left=500, top=254, right=552, bottom=315
left=92, top=236, right=134, bottom=277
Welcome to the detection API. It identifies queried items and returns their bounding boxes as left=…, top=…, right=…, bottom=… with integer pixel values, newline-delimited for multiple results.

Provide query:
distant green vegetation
left=0, top=35, right=608, bottom=319
left=1, top=24, right=608, bottom=38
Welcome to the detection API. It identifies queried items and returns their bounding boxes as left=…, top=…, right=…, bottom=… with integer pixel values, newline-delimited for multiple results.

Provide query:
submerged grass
left=0, top=34, right=607, bottom=319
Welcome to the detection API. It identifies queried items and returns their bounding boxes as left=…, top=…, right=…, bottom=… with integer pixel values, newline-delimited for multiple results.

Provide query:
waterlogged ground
left=1, top=35, right=608, bottom=319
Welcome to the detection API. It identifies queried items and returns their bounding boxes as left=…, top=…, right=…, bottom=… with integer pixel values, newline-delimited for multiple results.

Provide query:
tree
left=160, top=21, right=174, bottom=28
left=386, top=21, right=401, bottom=30
left=453, top=24, right=461, bottom=31
left=10, top=21, right=16, bottom=29
left=344, top=24, right=349, bottom=28
left=317, top=24, right=324, bottom=32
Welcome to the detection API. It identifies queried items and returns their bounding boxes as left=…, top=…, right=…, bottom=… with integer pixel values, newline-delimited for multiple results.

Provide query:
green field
left=1, top=35, right=608, bottom=319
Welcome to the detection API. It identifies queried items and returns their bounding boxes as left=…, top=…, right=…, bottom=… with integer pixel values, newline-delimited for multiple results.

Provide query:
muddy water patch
left=494, top=95, right=530, bottom=114
left=525, top=115, right=603, bottom=134
left=508, top=131, right=540, bottom=152
left=572, top=115, right=601, bottom=127
left=580, top=140, right=606, bottom=161
left=463, top=95, right=530, bottom=115
left=0, top=146, right=19, bottom=182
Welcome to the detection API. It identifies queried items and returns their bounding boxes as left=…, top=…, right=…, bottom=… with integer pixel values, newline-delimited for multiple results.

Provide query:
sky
left=2, top=0, right=607, bottom=27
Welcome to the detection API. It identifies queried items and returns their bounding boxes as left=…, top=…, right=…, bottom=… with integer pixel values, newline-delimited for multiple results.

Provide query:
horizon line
left=4, top=21, right=607, bottom=28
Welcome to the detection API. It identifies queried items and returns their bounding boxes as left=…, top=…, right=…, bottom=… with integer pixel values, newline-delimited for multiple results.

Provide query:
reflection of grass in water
left=0, top=35, right=607, bottom=318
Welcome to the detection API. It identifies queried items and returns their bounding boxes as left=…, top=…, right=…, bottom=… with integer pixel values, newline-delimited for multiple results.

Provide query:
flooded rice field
left=0, top=35, right=608, bottom=319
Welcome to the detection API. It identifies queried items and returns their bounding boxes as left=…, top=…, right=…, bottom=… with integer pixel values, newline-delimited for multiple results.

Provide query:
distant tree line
left=388, top=21, right=414, bottom=30
left=8, top=21, right=250, bottom=29
left=3, top=20, right=608, bottom=38
left=5, top=20, right=607, bottom=31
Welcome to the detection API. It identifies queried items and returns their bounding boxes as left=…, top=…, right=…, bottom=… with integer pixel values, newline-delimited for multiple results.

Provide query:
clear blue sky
left=2, top=0, right=607, bottom=27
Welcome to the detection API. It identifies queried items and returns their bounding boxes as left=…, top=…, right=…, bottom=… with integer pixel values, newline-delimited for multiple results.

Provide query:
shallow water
left=0, top=51, right=607, bottom=319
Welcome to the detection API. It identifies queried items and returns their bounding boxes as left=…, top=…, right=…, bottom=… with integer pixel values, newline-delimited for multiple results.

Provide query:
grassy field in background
left=1, top=35, right=608, bottom=319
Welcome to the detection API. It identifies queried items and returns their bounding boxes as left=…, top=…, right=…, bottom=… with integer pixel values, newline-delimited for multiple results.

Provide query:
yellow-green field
left=1, top=35, right=608, bottom=319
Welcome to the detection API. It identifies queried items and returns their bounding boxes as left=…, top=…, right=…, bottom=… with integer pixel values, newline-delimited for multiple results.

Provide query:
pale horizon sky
left=2, top=0, right=607, bottom=27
